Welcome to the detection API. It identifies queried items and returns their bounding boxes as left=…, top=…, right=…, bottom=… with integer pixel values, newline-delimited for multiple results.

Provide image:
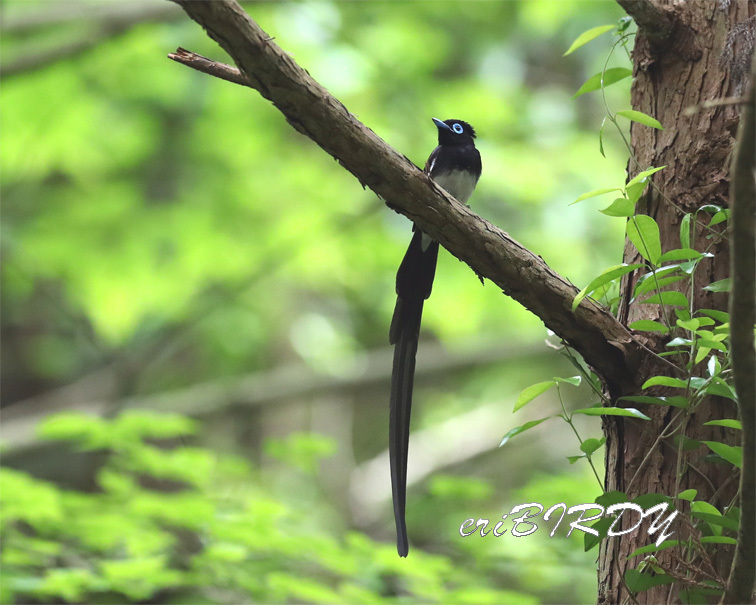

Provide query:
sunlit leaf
left=572, top=67, right=632, bottom=98
left=677, top=489, right=697, bottom=501
left=641, top=291, right=688, bottom=307
left=680, top=214, right=692, bottom=248
left=628, top=320, right=669, bottom=333
left=703, top=278, right=731, bottom=292
left=616, top=109, right=663, bottom=129
left=627, top=215, right=662, bottom=264
left=657, top=248, right=709, bottom=262
left=709, top=209, right=730, bottom=226
left=580, top=437, right=605, bottom=455
left=573, top=264, right=643, bottom=311
left=600, top=197, right=635, bottom=217
left=499, top=417, right=552, bottom=446
left=704, top=419, right=741, bottom=430
left=573, top=407, right=650, bottom=420
left=571, top=187, right=621, bottom=205
left=514, top=381, right=555, bottom=411
left=642, top=376, right=688, bottom=389
left=626, top=166, right=666, bottom=187
left=564, top=24, right=616, bottom=55
left=703, top=441, right=742, bottom=468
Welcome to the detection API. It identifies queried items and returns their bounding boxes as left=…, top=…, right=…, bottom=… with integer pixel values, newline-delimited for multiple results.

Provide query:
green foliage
left=1, top=411, right=537, bottom=605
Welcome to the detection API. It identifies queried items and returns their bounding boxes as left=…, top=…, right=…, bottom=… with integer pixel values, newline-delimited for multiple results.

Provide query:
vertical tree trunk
left=599, top=2, right=754, bottom=603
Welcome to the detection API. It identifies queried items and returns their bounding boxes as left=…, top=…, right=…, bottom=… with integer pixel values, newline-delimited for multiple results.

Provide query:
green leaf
left=499, top=417, right=551, bottom=446
left=694, top=512, right=739, bottom=532
left=629, top=540, right=683, bottom=558
left=624, top=569, right=675, bottom=593
left=599, top=116, right=607, bottom=157
left=633, top=265, right=682, bottom=295
left=632, top=493, right=672, bottom=508
left=628, top=320, right=669, bottom=333
left=596, top=490, right=628, bottom=507
left=642, top=376, right=688, bottom=389
left=584, top=517, right=614, bottom=551
left=616, top=109, right=664, bottom=129
left=698, top=204, right=722, bottom=214
left=697, top=339, right=728, bottom=352
left=514, top=381, right=555, bottom=412
left=690, top=501, right=738, bottom=533
left=573, top=407, right=651, bottom=420
left=680, top=214, right=692, bottom=248
left=700, top=536, right=737, bottom=545
left=699, top=309, right=729, bottom=323
left=600, top=197, right=635, bottom=217
left=704, top=419, right=741, bottom=430
left=677, top=318, right=700, bottom=331
left=573, top=264, right=643, bottom=311
left=626, top=166, right=667, bottom=188
left=703, top=441, right=742, bottom=469
left=709, top=209, right=730, bottom=226
left=567, top=454, right=586, bottom=464
left=620, top=395, right=689, bottom=408
left=657, top=248, right=708, bottom=262
left=703, top=278, right=731, bottom=292
left=624, top=180, right=648, bottom=204
left=634, top=275, right=686, bottom=299
left=571, top=187, right=621, bottom=205
left=572, top=67, right=632, bottom=98
left=627, top=215, right=662, bottom=264
left=580, top=437, right=606, bottom=455
left=554, top=375, right=582, bottom=387
left=677, top=489, right=697, bottom=501
left=641, top=291, right=688, bottom=307
left=564, top=24, right=616, bottom=55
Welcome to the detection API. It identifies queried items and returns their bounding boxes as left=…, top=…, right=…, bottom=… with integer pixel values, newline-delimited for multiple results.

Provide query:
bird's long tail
left=389, top=229, right=439, bottom=557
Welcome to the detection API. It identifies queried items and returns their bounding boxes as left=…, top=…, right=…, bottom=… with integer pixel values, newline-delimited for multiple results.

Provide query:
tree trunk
left=599, top=2, right=754, bottom=603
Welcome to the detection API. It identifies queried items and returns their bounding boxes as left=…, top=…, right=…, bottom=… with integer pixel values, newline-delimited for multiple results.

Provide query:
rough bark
left=600, top=2, right=755, bottom=604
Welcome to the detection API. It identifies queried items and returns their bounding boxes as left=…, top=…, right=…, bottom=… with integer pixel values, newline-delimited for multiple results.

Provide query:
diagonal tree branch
left=169, top=0, right=651, bottom=396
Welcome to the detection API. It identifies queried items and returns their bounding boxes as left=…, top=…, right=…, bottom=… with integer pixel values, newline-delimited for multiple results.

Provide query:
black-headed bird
left=390, top=118, right=482, bottom=557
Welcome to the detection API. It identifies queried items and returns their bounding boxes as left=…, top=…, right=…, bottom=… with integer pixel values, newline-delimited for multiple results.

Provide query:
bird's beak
left=432, top=117, right=451, bottom=131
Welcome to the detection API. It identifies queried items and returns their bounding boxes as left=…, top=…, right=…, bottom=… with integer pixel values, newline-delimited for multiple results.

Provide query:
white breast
left=433, top=170, right=479, bottom=204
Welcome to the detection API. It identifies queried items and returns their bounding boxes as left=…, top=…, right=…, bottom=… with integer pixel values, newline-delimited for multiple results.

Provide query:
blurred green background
left=1, top=1, right=634, bottom=603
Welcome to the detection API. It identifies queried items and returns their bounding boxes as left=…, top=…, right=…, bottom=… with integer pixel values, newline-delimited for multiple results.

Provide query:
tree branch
left=722, top=45, right=756, bottom=605
left=169, top=0, right=650, bottom=395
left=168, top=47, right=249, bottom=87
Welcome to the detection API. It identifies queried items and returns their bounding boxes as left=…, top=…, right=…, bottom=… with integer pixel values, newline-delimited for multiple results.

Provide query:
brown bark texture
left=600, top=2, right=755, bottom=604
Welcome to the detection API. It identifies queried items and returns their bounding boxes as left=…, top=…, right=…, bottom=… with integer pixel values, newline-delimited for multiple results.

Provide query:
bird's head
left=432, top=117, right=476, bottom=145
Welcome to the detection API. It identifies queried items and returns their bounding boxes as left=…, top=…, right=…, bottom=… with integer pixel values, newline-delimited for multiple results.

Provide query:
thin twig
left=167, top=47, right=250, bottom=87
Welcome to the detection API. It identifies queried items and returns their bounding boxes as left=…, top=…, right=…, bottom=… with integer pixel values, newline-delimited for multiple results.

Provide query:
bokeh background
left=1, top=1, right=635, bottom=603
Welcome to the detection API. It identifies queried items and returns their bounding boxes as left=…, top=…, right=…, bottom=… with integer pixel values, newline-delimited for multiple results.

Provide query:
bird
left=389, top=117, right=482, bottom=557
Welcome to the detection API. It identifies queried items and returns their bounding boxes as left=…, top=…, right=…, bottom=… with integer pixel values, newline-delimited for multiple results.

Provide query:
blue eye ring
left=452, top=123, right=464, bottom=134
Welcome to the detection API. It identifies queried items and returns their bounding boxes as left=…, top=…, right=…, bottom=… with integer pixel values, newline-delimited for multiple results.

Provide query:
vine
left=501, top=17, right=742, bottom=603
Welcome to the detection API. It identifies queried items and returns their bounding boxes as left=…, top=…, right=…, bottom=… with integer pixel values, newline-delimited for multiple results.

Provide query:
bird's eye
left=452, top=123, right=464, bottom=134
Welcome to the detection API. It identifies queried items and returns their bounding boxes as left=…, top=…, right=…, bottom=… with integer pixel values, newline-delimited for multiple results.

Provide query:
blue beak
left=432, top=117, right=451, bottom=131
